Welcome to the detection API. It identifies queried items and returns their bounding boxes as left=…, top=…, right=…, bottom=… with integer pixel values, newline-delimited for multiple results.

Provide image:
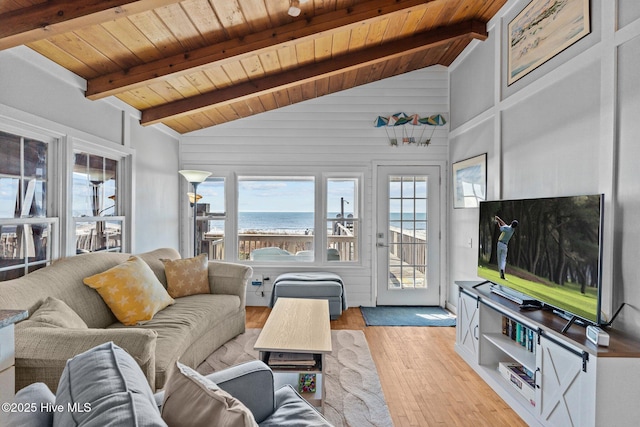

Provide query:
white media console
left=455, top=281, right=640, bottom=427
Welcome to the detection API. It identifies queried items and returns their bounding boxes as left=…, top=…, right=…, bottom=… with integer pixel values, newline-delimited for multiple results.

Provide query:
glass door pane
left=388, top=175, right=427, bottom=289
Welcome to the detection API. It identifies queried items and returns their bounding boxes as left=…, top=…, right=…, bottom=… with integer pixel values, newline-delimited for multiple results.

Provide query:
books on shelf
left=502, top=316, right=536, bottom=353
left=498, top=362, right=536, bottom=407
left=268, top=352, right=317, bottom=369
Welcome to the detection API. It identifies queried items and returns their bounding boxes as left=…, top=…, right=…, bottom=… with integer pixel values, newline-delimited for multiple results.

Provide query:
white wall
left=0, top=47, right=181, bottom=254
left=128, top=115, right=181, bottom=253
left=181, top=67, right=450, bottom=307
left=449, top=0, right=640, bottom=336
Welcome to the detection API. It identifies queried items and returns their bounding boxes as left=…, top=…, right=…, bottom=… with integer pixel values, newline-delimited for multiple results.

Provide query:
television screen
left=477, top=194, right=603, bottom=325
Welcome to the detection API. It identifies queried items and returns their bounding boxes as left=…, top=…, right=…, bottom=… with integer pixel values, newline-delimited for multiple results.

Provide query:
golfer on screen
left=495, top=216, right=518, bottom=280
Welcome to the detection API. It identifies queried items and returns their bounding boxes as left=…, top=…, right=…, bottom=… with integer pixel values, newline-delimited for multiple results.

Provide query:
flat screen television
left=477, top=194, right=603, bottom=325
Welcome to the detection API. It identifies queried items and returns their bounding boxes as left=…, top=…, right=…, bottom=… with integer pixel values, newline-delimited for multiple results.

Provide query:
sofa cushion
left=259, top=385, right=333, bottom=427
left=6, top=382, right=56, bottom=427
left=162, top=254, right=210, bottom=298
left=161, top=362, right=258, bottom=427
left=54, top=342, right=165, bottom=427
left=28, top=297, right=88, bottom=329
left=108, top=293, right=241, bottom=388
left=83, top=256, right=174, bottom=326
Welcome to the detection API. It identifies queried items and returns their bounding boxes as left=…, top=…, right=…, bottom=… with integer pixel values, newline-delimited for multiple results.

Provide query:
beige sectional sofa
left=0, top=248, right=252, bottom=393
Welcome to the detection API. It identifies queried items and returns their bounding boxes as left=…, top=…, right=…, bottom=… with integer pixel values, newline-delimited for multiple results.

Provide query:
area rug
left=360, top=306, right=456, bottom=326
left=198, top=329, right=393, bottom=427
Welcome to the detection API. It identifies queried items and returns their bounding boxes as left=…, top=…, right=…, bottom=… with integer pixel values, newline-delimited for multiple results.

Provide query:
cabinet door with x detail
left=456, top=291, right=480, bottom=361
left=538, top=336, right=595, bottom=427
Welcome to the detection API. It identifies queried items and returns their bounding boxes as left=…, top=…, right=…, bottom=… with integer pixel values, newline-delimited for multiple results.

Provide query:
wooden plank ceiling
left=0, top=0, right=507, bottom=134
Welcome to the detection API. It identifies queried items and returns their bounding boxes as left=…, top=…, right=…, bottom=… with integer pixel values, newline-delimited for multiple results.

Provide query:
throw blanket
left=270, top=272, right=348, bottom=310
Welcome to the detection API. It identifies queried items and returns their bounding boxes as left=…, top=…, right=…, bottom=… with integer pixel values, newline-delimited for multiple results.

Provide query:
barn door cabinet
left=455, top=281, right=640, bottom=427
left=456, top=289, right=480, bottom=361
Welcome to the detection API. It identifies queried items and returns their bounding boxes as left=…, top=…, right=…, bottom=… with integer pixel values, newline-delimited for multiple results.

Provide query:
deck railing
left=201, top=228, right=423, bottom=263
left=388, top=226, right=427, bottom=274
left=202, top=232, right=357, bottom=261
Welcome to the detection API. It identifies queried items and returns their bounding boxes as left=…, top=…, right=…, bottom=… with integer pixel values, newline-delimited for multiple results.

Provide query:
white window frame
left=194, top=177, right=226, bottom=260
left=65, top=137, right=134, bottom=256
left=0, top=105, right=135, bottom=268
left=236, top=174, right=316, bottom=263
left=0, top=121, right=61, bottom=278
left=323, top=172, right=363, bottom=264
left=185, top=166, right=363, bottom=266
left=0, top=218, right=59, bottom=277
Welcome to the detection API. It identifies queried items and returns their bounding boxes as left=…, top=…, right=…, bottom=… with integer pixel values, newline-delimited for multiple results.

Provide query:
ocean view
left=234, top=212, right=426, bottom=233
left=239, top=212, right=315, bottom=233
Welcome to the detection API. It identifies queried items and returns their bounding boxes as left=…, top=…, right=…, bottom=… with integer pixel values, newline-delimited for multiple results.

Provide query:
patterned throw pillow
left=161, top=362, right=258, bottom=427
left=162, top=253, right=210, bottom=298
left=83, top=256, right=174, bottom=326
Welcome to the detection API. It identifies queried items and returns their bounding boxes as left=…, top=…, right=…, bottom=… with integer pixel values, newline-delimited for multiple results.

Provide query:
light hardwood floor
left=246, top=306, right=527, bottom=427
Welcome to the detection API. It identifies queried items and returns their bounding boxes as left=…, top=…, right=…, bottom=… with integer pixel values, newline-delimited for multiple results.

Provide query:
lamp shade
left=179, top=170, right=211, bottom=183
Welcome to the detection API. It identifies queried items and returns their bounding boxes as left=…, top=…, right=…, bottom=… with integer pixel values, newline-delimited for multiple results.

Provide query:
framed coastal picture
left=507, top=0, right=590, bottom=85
left=453, top=154, right=486, bottom=209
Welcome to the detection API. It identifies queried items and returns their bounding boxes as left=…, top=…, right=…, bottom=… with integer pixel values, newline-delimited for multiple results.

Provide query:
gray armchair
left=157, top=361, right=333, bottom=426
left=9, top=355, right=333, bottom=427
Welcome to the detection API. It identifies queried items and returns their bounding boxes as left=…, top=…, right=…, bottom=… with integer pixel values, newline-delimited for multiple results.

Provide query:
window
left=327, top=178, right=359, bottom=262
left=195, top=178, right=225, bottom=260
left=0, top=130, right=57, bottom=280
left=0, top=117, right=132, bottom=278
left=237, top=177, right=315, bottom=262
left=72, top=152, right=122, bottom=253
left=205, top=173, right=361, bottom=264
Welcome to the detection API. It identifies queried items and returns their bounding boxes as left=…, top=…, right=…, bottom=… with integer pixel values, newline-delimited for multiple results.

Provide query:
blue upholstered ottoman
left=270, top=272, right=347, bottom=320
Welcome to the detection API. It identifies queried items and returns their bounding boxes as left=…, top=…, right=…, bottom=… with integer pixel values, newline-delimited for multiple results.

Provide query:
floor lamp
left=179, top=170, right=211, bottom=256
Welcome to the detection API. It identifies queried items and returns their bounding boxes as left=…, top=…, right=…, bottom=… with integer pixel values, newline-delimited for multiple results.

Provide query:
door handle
left=376, top=242, right=388, bottom=247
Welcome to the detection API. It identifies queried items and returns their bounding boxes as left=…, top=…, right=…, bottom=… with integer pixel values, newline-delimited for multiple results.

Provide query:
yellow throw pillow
left=83, top=256, right=174, bottom=326
left=162, top=253, right=210, bottom=298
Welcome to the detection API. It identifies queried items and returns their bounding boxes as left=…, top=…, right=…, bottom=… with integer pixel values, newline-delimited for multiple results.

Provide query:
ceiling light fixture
left=288, top=0, right=309, bottom=17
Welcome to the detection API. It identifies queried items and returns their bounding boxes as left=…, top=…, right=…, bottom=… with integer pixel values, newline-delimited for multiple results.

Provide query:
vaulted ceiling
left=0, top=0, right=506, bottom=134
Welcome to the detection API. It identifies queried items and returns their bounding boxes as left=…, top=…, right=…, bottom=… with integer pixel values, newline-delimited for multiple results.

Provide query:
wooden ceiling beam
left=0, top=0, right=182, bottom=51
left=86, top=0, right=439, bottom=100
left=141, top=20, right=487, bottom=126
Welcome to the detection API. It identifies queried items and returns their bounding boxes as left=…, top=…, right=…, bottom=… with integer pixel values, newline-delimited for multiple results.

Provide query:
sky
left=0, top=179, right=17, bottom=217
left=196, top=178, right=356, bottom=214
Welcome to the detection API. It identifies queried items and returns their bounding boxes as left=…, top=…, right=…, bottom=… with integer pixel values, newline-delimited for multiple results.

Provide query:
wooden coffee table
left=254, top=298, right=332, bottom=410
